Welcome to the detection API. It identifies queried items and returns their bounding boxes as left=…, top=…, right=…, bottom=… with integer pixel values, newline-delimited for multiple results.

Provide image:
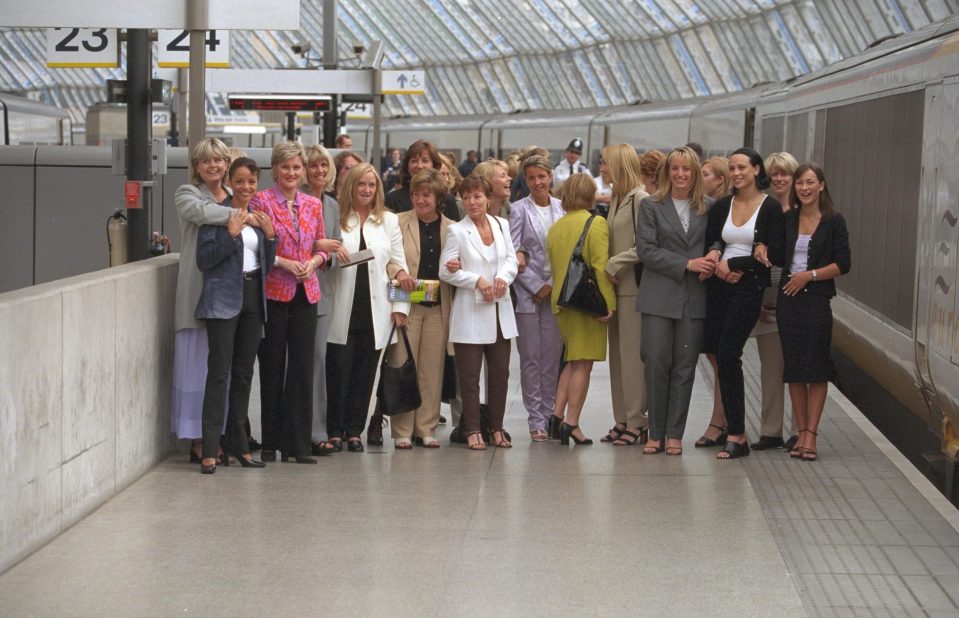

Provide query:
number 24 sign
left=47, top=28, right=119, bottom=68
left=158, top=30, right=230, bottom=68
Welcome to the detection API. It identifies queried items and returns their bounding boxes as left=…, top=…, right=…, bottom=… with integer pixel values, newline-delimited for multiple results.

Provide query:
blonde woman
left=172, top=137, right=234, bottom=463
left=702, top=157, right=731, bottom=200
left=326, top=163, right=410, bottom=452
left=747, top=152, right=800, bottom=451
left=600, top=144, right=649, bottom=446
left=302, top=144, right=345, bottom=455
left=637, top=146, right=715, bottom=456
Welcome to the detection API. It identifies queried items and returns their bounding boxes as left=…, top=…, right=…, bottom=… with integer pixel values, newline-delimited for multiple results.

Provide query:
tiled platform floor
left=0, top=343, right=956, bottom=617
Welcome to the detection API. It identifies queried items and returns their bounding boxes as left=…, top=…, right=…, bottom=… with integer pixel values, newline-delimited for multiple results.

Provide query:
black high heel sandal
left=200, top=458, right=216, bottom=474
left=560, top=423, right=593, bottom=446
left=548, top=415, right=564, bottom=440
left=717, top=439, right=750, bottom=459
left=229, top=452, right=266, bottom=468
left=695, top=424, right=728, bottom=448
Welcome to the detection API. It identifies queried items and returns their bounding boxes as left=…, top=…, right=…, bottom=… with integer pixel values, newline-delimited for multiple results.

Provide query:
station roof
left=0, top=0, right=955, bottom=127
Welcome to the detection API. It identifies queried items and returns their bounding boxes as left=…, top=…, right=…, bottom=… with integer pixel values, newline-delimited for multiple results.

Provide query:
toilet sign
left=381, top=70, right=426, bottom=95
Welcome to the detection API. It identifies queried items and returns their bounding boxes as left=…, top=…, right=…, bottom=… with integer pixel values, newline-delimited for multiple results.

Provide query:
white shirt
left=673, top=198, right=691, bottom=233
left=721, top=197, right=763, bottom=260
left=790, top=234, right=812, bottom=273
left=241, top=225, right=260, bottom=272
left=553, top=159, right=594, bottom=185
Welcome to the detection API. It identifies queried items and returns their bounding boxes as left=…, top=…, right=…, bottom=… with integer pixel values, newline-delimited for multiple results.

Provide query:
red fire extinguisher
left=107, top=209, right=128, bottom=266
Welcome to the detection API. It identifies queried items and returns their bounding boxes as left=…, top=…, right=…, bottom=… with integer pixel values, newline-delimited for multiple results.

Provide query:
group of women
left=170, top=135, right=849, bottom=473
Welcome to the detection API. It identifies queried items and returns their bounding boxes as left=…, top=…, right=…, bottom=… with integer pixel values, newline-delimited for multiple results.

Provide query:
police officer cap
left=566, top=138, right=583, bottom=154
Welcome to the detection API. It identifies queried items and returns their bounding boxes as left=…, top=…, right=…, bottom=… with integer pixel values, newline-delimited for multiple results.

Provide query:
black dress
left=777, top=210, right=851, bottom=383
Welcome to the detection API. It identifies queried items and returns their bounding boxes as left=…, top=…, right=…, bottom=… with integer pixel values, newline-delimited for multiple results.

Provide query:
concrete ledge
left=0, top=255, right=179, bottom=574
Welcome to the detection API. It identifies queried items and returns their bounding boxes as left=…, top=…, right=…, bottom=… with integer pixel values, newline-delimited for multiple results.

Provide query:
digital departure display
left=228, top=95, right=331, bottom=112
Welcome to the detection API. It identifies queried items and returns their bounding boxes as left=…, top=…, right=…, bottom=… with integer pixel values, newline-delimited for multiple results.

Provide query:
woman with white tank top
left=702, top=147, right=785, bottom=460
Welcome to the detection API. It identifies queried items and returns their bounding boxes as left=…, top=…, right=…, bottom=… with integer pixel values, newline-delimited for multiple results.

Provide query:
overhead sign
left=228, top=94, right=332, bottom=112
left=158, top=30, right=230, bottom=68
left=381, top=70, right=425, bottom=95
left=4, top=0, right=300, bottom=29
left=46, top=28, right=119, bottom=68
left=207, top=69, right=374, bottom=96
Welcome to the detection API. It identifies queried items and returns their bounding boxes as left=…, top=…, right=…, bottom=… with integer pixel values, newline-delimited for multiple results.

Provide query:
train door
left=915, top=80, right=959, bottom=464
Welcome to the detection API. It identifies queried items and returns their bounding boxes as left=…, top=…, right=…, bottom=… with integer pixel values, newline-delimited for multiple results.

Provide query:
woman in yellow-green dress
left=546, top=173, right=616, bottom=446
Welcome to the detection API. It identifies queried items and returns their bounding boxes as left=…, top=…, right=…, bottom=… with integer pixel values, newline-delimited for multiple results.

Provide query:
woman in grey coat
left=636, top=146, right=716, bottom=456
left=171, top=138, right=234, bottom=463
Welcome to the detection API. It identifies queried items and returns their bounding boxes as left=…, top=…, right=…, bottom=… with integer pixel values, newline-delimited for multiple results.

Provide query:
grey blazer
left=635, top=195, right=713, bottom=320
left=173, top=183, right=232, bottom=331
left=316, top=194, right=341, bottom=316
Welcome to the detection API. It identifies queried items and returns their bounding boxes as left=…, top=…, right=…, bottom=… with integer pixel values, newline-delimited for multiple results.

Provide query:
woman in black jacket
left=703, top=147, right=784, bottom=460
left=758, top=163, right=850, bottom=462
left=195, top=158, right=276, bottom=473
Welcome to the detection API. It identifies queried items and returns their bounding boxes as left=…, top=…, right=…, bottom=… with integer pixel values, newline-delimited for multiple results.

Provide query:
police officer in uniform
left=553, top=138, right=593, bottom=186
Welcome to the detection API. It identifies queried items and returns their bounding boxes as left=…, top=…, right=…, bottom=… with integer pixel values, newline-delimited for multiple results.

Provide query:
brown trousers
left=453, top=327, right=511, bottom=435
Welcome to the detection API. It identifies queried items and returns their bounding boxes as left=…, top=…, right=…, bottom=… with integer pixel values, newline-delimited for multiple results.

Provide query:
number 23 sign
left=47, top=28, right=119, bottom=68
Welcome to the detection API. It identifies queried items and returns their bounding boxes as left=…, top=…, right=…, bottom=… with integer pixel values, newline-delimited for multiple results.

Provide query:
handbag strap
left=572, top=214, right=596, bottom=258
left=380, top=322, right=415, bottom=368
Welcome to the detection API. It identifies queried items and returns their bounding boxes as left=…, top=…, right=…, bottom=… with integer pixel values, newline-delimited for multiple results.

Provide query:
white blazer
left=328, top=210, right=410, bottom=350
left=440, top=214, right=519, bottom=344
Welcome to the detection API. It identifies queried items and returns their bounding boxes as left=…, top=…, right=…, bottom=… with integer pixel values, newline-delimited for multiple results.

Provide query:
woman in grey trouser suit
left=636, top=146, right=715, bottom=456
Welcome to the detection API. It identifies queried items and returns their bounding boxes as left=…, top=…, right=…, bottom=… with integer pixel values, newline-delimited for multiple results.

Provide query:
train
left=0, top=92, right=72, bottom=146
left=352, top=15, right=959, bottom=484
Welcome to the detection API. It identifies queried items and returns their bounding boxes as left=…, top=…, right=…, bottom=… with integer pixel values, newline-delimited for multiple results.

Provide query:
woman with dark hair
left=385, top=169, right=455, bottom=448
left=384, top=140, right=461, bottom=221
left=761, top=163, right=850, bottom=461
left=440, top=175, right=519, bottom=450
left=194, top=158, right=276, bottom=473
left=703, top=147, right=785, bottom=460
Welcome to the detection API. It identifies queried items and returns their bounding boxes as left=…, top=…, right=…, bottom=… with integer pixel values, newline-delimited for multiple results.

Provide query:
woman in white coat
left=326, top=163, right=411, bottom=452
left=440, top=176, right=519, bottom=451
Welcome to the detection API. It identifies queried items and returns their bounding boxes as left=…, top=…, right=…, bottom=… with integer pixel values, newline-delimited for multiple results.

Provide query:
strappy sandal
left=695, top=424, right=728, bottom=448
left=666, top=440, right=683, bottom=456
left=790, top=429, right=809, bottom=459
left=467, top=431, right=487, bottom=451
left=643, top=440, right=664, bottom=455
left=420, top=436, right=440, bottom=448
left=601, top=423, right=627, bottom=443
left=394, top=438, right=413, bottom=450
left=717, top=440, right=750, bottom=459
left=529, top=429, right=548, bottom=443
left=800, top=429, right=818, bottom=461
left=491, top=430, right=512, bottom=448
left=613, top=429, right=641, bottom=446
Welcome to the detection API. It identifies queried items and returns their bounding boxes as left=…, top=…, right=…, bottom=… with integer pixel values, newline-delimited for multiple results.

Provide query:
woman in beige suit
left=600, top=144, right=649, bottom=446
left=385, top=170, right=455, bottom=448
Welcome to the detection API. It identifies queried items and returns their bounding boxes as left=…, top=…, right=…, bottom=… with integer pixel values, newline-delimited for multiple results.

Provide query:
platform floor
left=1, top=344, right=958, bottom=617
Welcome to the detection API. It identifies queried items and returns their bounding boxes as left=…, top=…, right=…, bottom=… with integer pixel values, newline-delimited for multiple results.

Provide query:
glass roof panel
left=0, top=1, right=954, bottom=125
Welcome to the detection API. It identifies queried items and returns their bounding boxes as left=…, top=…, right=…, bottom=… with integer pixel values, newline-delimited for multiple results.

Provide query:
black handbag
left=375, top=324, right=422, bottom=416
left=557, top=215, right=609, bottom=317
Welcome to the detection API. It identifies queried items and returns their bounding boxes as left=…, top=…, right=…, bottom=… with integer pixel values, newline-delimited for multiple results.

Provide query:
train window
left=823, top=90, right=923, bottom=331
left=761, top=115, right=785, bottom=155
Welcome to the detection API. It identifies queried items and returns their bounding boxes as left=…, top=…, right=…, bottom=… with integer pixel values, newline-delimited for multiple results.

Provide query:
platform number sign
left=158, top=30, right=230, bottom=68
left=47, top=28, right=119, bottom=68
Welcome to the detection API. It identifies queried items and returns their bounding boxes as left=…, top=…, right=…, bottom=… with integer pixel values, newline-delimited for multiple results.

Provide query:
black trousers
left=258, top=285, right=316, bottom=457
left=705, top=273, right=764, bottom=436
left=201, top=277, right=264, bottom=459
left=326, top=328, right=378, bottom=439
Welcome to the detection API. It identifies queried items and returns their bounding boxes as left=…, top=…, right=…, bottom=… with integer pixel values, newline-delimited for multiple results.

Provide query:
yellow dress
left=546, top=210, right=617, bottom=361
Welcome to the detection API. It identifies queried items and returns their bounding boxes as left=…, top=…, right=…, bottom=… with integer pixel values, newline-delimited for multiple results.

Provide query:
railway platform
left=0, top=346, right=957, bottom=617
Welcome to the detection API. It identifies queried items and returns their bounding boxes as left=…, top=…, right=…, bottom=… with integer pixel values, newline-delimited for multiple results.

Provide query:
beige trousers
left=755, top=331, right=796, bottom=437
left=608, top=298, right=647, bottom=429
left=389, top=304, right=447, bottom=440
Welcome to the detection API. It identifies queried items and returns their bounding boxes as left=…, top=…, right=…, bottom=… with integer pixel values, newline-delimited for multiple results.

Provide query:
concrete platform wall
left=0, top=255, right=179, bottom=574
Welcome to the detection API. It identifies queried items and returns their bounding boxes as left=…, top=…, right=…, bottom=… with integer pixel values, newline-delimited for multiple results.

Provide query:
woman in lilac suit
left=509, top=154, right=566, bottom=442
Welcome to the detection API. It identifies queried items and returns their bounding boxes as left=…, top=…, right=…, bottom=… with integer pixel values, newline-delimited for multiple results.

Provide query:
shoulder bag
left=557, top=214, right=609, bottom=317
left=376, top=324, right=422, bottom=416
left=629, top=195, right=644, bottom=287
